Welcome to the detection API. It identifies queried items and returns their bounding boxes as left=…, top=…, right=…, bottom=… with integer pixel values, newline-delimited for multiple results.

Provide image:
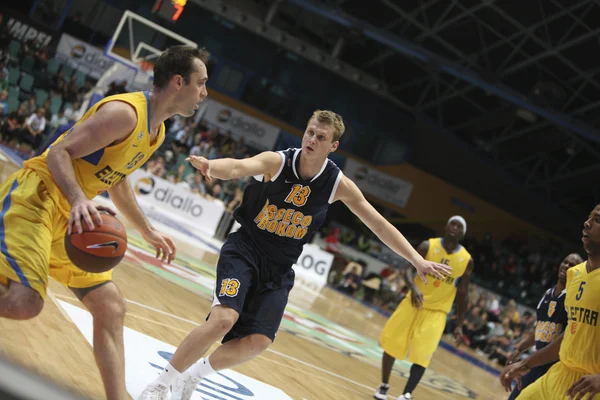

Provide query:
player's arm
left=186, top=152, right=282, bottom=182
left=455, top=258, right=474, bottom=337
left=333, top=176, right=451, bottom=282
left=108, top=179, right=175, bottom=263
left=46, top=101, right=135, bottom=234
left=500, top=332, right=564, bottom=391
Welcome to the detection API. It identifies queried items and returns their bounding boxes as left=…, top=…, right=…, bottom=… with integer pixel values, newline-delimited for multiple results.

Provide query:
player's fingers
left=85, top=205, right=100, bottom=229
left=516, top=377, right=523, bottom=390
left=430, top=267, right=446, bottom=281
left=573, top=386, right=590, bottom=400
left=155, top=245, right=160, bottom=260
left=73, top=209, right=84, bottom=234
left=438, top=263, right=453, bottom=275
left=566, top=378, right=586, bottom=396
left=165, top=237, right=176, bottom=263
left=97, top=205, right=117, bottom=216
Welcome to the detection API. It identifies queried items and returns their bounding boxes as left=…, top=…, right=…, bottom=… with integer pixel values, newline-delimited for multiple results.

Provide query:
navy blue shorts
left=210, top=231, right=295, bottom=343
left=508, top=363, right=553, bottom=400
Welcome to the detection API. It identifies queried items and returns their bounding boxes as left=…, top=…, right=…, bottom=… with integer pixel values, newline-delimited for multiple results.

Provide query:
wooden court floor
left=0, top=157, right=507, bottom=399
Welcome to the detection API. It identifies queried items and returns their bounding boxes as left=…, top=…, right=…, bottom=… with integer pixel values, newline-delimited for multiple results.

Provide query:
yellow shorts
left=0, top=169, right=112, bottom=299
left=380, top=297, right=447, bottom=368
left=517, top=361, right=598, bottom=399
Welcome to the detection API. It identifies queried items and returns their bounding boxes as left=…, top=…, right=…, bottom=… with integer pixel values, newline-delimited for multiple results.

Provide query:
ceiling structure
left=198, top=0, right=600, bottom=218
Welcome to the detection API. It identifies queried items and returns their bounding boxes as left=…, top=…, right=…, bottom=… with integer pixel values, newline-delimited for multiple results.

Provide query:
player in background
left=375, top=216, right=473, bottom=400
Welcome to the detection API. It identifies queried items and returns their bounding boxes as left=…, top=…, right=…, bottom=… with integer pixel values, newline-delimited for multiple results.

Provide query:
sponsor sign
left=57, top=300, right=293, bottom=400
left=292, top=243, right=334, bottom=287
left=129, top=169, right=225, bottom=237
left=343, top=158, right=413, bottom=207
left=199, top=98, right=280, bottom=151
left=56, top=33, right=115, bottom=79
left=0, top=7, right=54, bottom=47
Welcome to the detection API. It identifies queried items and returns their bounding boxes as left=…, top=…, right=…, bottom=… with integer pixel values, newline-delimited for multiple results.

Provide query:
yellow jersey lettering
left=275, top=209, right=285, bottom=221
left=283, top=209, right=294, bottom=223
left=267, top=205, right=277, bottom=219
left=267, top=220, right=277, bottom=233
left=275, top=222, right=288, bottom=236
left=294, top=226, right=308, bottom=239
left=567, top=306, right=598, bottom=326
left=254, top=200, right=269, bottom=224
left=291, top=211, right=303, bottom=225
left=301, top=216, right=312, bottom=227
left=257, top=218, right=269, bottom=230
left=285, top=225, right=296, bottom=237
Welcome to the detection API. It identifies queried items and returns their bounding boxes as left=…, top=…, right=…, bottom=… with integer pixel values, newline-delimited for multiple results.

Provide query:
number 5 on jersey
left=219, top=278, right=240, bottom=297
left=285, top=184, right=311, bottom=207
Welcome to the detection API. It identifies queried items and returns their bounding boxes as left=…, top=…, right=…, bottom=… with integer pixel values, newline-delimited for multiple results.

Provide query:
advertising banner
left=56, top=33, right=115, bottom=79
left=343, top=158, right=413, bottom=208
left=199, top=98, right=280, bottom=151
left=129, top=169, right=225, bottom=237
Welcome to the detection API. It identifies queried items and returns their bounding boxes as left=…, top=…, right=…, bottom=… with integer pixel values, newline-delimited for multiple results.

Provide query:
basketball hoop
left=138, top=60, right=154, bottom=74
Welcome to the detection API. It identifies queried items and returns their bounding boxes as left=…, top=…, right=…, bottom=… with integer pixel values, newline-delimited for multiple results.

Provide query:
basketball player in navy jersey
left=505, top=253, right=583, bottom=399
left=138, top=110, right=453, bottom=399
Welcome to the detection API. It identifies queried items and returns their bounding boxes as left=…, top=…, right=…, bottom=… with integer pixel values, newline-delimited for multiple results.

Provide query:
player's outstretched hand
left=566, top=374, right=600, bottom=400
left=142, top=228, right=176, bottom=264
left=500, top=360, right=530, bottom=392
left=413, top=259, right=452, bottom=284
left=186, top=155, right=212, bottom=182
left=68, top=198, right=117, bottom=235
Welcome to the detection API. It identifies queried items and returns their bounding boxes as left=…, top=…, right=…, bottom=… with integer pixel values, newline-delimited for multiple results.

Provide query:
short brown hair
left=153, top=45, right=210, bottom=89
left=309, top=110, right=345, bottom=142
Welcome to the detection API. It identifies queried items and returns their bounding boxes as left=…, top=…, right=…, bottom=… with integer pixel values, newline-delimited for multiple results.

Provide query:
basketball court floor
left=0, top=152, right=508, bottom=400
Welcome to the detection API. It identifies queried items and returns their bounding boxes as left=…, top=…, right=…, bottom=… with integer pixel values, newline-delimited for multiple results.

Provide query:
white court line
left=53, top=293, right=381, bottom=396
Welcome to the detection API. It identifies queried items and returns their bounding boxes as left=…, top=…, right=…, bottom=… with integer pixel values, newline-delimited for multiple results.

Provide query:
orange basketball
left=65, top=212, right=128, bottom=273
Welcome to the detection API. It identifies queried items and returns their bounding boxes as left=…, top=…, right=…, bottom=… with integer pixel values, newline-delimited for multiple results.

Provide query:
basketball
left=65, top=212, right=128, bottom=273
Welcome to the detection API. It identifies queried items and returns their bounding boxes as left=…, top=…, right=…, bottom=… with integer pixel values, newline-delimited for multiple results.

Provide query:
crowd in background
left=144, top=114, right=256, bottom=212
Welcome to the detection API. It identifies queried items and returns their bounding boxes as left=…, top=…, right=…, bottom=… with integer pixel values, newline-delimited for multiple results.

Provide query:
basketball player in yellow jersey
left=375, top=216, right=473, bottom=400
left=501, top=204, right=600, bottom=399
left=0, top=45, right=209, bottom=399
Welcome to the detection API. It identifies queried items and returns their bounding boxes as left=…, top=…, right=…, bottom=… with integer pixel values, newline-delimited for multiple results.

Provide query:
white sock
left=189, top=357, right=216, bottom=379
left=156, top=362, right=181, bottom=386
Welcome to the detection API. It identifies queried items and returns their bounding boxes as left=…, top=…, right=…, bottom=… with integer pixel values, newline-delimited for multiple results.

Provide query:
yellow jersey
left=24, top=91, right=165, bottom=216
left=413, top=238, right=471, bottom=313
left=560, top=262, right=600, bottom=374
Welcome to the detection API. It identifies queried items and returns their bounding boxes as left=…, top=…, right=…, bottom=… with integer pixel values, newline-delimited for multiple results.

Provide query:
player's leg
left=517, top=361, right=585, bottom=400
left=0, top=170, right=56, bottom=319
left=401, top=308, right=447, bottom=398
left=75, top=282, right=127, bottom=400
left=169, top=266, right=295, bottom=400
left=49, top=219, right=127, bottom=400
left=375, top=298, right=416, bottom=399
left=138, top=236, right=255, bottom=399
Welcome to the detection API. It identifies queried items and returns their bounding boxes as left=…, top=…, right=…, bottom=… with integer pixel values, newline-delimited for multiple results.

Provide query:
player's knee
left=3, top=289, right=44, bottom=320
left=84, top=284, right=127, bottom=323
left=243, top=334, right=272, bottom=354
left=208, top=308, right=238, bottom=335
left=103, top=294, right=127, bottom=322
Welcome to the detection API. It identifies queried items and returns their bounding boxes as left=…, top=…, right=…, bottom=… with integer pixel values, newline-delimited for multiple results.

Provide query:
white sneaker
left=397, top=393, right=412, bottom=400
left=374, top=383, right=390, bottom=399
left=137, top=382, right=168, bottom=400
left=170, top=370, right=202, bottom=400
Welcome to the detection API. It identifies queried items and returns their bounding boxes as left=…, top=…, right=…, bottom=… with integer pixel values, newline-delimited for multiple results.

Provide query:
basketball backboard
left=102, top=10, right=198, bottom=90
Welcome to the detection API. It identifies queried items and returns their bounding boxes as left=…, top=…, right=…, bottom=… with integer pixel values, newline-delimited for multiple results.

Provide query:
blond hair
left=309, top=110, right=345, bottom=142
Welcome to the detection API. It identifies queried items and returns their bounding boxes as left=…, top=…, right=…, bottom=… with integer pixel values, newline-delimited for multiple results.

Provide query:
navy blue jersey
left=534, top=287, right=568, bottom=350
left=234, top=148, right=343, bottom=265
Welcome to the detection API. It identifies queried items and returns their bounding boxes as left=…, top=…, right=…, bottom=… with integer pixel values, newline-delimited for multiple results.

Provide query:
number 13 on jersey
left=285, top=184, right=311, bottom=207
